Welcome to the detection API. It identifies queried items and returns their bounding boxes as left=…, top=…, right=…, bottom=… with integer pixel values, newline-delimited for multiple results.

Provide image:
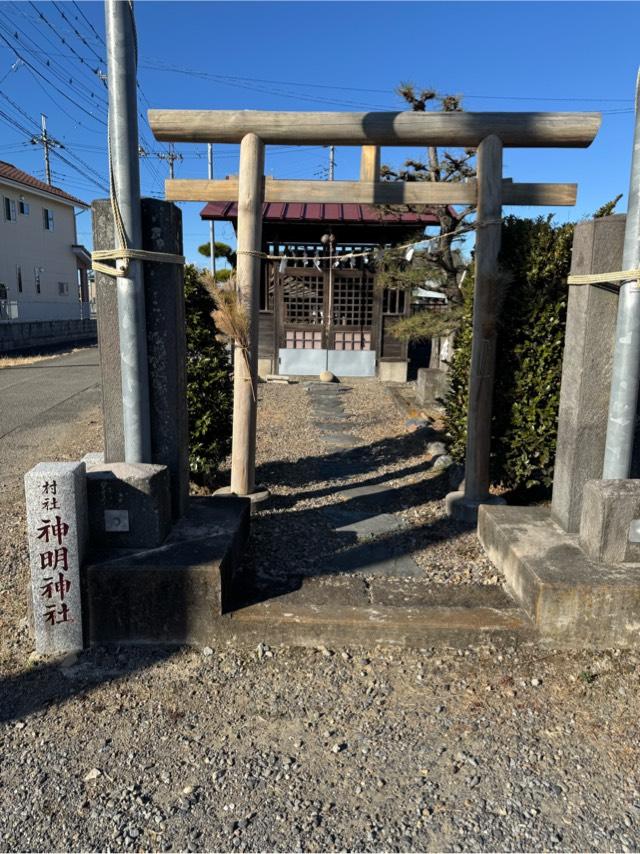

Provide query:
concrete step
left=219, top=577, right=535, bottom=649
left=479, top=504, right=640, bottom=648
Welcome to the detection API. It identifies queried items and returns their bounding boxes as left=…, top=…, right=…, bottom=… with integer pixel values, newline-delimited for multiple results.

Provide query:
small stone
left=319, top=371, right=336, bottom=383
left=59, top=652, right=79, bottom=669
left=331, top=742, right=346, bottom=754
left=531, top=678, right=542, bottom=687
left=433, top=454, right=453, bottom=470
left=426, top=441, right=447, bottom=457
left=202, top=646, right=213, bottom=656
left=83, top=768, right=102, bottom=782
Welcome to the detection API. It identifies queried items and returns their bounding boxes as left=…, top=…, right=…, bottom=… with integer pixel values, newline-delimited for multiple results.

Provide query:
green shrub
left=444, top=215, right=574, bottom=491
left=184, top=264, right=233, bottom=480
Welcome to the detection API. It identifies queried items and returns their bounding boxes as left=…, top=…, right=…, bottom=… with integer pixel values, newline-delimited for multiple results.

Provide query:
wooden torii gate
left=149, top=109, right=600, bottom=521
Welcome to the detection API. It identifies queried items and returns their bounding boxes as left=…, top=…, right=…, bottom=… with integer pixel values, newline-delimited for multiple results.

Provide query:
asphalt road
left=0, top=347, right=101, bottom=489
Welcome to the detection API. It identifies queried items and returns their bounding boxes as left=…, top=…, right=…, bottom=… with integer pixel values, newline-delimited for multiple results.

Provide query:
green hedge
left=444, top=215, right=574, bottom=491
left=184, top=264, right=233, bottom=480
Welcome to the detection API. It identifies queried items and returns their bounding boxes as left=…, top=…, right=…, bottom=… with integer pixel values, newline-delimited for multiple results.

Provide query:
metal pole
left=105, top=0, right=151, bottom=463
left=603, top=72, right=640, bottom=478
left=329, top=145, right=335, bottom=181
left=208, top=142, right=216, bottom=278
left=41, top=114, right=51, bottom=185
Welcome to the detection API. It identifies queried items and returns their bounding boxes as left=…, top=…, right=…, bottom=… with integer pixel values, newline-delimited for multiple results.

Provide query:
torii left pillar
left=230, top=133, right=266, bottom=497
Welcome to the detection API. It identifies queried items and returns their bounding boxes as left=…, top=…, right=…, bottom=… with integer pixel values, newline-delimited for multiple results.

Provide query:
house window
left=18, top=200, right=30, bottom=216
left=43, top=208, right=54, bottom=231
left=16, top=265, right=22, bottom=294
left=34, top=268, right=41, bottom=294
left=4, top=197, right=16, bottom=222
left=58, top=281, right=69, bottom=296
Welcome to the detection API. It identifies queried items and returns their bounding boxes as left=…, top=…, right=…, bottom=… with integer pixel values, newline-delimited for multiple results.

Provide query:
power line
left=0, top=100, right=108, bottom=193
left=27, top=1, right=107, bottom=98
left=140, top=59, right=635, bottom=106
left=50, top=0, right=105, bottom=65
left=71, top=0, right=105, bottom=48
left=3, top=6, right=108, bottom=105
left=0, top=28, right=107, bottom=125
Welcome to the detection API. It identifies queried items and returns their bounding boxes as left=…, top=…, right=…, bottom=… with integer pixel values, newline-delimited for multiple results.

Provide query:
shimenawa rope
left=567, top=269, right=640, bottom=288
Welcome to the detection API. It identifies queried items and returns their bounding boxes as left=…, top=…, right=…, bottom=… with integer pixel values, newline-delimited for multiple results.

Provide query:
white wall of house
left=0, top=180, right=87, bottom=322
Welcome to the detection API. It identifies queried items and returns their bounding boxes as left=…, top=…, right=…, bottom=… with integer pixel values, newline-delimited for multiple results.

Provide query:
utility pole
left=603, top=69, right=640, bottom=478
left=208, top=142, right=216, bottom=278
left=139, top=143, right=183, bottom=178
left=329, top=145, right=335, bottom=181
left=105, top=0, right=151, bottom=463
left=30, top=114, right=56, bottom=185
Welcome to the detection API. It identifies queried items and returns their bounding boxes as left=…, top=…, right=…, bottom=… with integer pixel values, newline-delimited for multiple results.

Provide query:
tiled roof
left=0, top=161, right=89, bottom=208
left=201, top=200, right=443, bottom=225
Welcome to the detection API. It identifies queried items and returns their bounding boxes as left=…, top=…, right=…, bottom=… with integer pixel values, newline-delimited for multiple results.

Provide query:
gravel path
left=243, top=380, right=498, bottom=592
left=3, top=377, right=640, bottom=852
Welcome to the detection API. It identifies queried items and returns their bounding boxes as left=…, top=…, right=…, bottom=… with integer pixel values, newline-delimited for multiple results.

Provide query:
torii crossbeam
left=149, top=109, right=600, bottom=522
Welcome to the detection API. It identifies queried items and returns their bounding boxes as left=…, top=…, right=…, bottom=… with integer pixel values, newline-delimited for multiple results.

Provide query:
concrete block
left=258, top=357, right=273, bottom=378
left=445, top=490, right=505, bottom=525
left=416, top=367, right=450, bottom=408
left=92, top=198, right=189, bottom=519
left=25, top=461, right=88, bottom=654
left=551, top=215, right=626, bottom=532
left=377, top=360, right=408, bottom=383
left=81, top=452, right=104, bottom=466
left=86, top=462, right=171, bottom=550
left=224, top=575, right=533, bottom=649
left=579, top=479, right=640, bottom=564
left=479, top=503, right=640, bottom=647
left=85, top=496, right=250, bottom=644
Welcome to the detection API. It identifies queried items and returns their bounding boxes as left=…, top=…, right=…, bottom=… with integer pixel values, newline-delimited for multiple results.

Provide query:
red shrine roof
left=200, top=201, right=443, bottom=225
left=0, top=161, right=89, bottom=208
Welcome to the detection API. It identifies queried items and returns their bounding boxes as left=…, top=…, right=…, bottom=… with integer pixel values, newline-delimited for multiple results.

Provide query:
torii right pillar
left=446, top=135, right=506, bottom=523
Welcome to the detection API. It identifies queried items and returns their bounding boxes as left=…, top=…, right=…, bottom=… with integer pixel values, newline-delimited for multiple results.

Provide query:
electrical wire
left=2, top=6, right=108, bottom=106
left=0, top=29, right=107, bottom=126
left=50, top=0, right=105, bottom=65
left=71, top=0, right=105, bottom=48
left=140, top=59, right=634, bottom=106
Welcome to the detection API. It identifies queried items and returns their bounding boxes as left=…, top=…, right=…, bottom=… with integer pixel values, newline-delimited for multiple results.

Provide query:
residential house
left=0, top=161, right=92, bottom=323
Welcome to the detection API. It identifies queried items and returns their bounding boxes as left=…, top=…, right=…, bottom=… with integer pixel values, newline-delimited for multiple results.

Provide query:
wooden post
left=230, top=133, right=265, bottom=496
left=446, top=134, right=504, bottom=523
left=359, top=145, right=380, bottom=182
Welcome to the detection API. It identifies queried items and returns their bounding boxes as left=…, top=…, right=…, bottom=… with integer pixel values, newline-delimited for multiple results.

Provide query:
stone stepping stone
left=321, top=434, right=359, bottom=448
left=314, top=422, right=353, bottom=433
left=312, top=406, right=345, bottom=414
left=335, top=482, right=393, bottom=501
left=321, top=507, right=406, bottom=541
left=306, top=383, right=351, bottom=393
left=315, top=460, right=361, bottom=480
left=325, top=541, right=423, bottom=578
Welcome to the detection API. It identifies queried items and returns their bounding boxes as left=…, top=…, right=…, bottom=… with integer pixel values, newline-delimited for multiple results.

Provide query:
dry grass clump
left=201, top=271, right=254, bottom=399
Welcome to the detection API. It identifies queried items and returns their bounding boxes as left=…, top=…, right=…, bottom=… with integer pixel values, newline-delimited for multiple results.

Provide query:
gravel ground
left=3, top=643, right=640, bottom=852
left=3, top=378, right=640, bottom=852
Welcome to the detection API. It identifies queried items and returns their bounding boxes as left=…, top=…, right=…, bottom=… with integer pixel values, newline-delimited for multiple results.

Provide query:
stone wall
left=0, top=318, right=97, bottom=354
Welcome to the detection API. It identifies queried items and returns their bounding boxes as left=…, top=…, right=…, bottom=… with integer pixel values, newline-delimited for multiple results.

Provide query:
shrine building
left=200, top=197, right=446, bottom=381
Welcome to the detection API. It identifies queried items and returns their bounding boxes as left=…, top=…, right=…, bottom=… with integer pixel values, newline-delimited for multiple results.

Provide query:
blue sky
left=0, top=1, right=637, bottom=265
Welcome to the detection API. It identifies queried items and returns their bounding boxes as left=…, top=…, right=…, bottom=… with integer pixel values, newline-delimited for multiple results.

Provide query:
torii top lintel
left=148, top=109, right=601, bottom=148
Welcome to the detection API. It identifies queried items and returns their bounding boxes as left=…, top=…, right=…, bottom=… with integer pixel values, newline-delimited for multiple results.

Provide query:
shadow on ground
left=232, top=419, right=475, bottom=608
left=1, top=646, right=178, bottom=725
